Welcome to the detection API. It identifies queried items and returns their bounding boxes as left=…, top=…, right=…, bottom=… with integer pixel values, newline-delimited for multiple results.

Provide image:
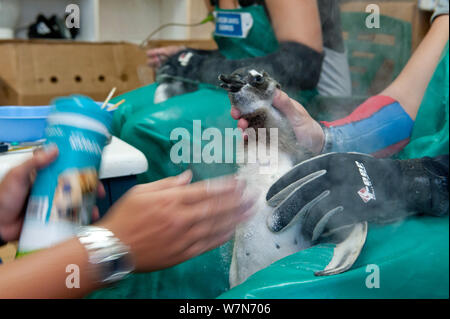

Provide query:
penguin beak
left=219, top=74, right=246, bottom=93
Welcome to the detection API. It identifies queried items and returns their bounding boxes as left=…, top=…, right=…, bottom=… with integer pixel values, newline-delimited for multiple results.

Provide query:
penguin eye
left=249, top=74, right=264, bottom=87
left=247, top=70, right=265, bottom=87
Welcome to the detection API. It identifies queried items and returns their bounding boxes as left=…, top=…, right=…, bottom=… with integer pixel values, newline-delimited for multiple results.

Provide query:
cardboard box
left=0, top=40, right=150, bottom=106
left=146, top=39, right=218, bottom=51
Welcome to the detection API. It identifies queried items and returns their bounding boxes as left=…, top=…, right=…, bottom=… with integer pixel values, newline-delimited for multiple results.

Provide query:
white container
left=0, top=0, right=20, bottom=39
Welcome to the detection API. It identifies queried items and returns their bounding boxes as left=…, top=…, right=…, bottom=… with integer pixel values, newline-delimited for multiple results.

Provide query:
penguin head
left=219, top=68, right=280, bottom=116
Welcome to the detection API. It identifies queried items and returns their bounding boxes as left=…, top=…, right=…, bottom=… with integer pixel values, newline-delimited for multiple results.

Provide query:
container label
left=17, top=96, right=112, bottom=255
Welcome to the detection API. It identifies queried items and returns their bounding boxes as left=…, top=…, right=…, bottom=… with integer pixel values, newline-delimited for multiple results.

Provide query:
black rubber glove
left=155, top=49, right=210, bottom=85
left=156, top=41, right=324, bottom=92
left=266, top=153, right=449, bottom=241
left=154, top=49, right=210, bottom=100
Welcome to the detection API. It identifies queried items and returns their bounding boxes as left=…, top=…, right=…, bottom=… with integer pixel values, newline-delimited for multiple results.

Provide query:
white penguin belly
left=229, top=151, right=311, bottom=288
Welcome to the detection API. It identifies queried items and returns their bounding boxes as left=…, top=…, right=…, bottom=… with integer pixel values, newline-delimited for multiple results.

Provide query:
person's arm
left=0, top=147, right=97, bottom=298
left=147, top=46, right=187, bottom=69
left=265, top=153, right=449, bottom=239
left=0, top=237, right=100, bottom=298
left=156, top=0, right=325, bottom=91
left=381, top=14, right=449, bottom=120
left=0, top=153, right=254, bottom=298
left=232, top=13, right=449, bottom=157
left=320, top=14, right=449, bottom=156
left=265, top=0, right=322, bottom=52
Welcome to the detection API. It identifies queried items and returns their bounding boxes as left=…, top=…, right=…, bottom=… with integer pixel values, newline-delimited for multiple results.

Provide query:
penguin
left=219, top=68, right=368, bottom=288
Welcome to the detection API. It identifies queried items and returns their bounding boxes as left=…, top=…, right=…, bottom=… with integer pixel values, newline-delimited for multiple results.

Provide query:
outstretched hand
left=146, top=45, right=186, bottom=69
left=98, top=171, right=255, bottom=272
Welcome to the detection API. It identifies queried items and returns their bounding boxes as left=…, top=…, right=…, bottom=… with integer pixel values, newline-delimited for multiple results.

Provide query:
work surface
left=0, top=136, right=148, bottom=182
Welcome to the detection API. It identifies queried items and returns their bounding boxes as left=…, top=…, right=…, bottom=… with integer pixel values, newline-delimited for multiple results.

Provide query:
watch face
left=103, top=253, right=134, bottom=283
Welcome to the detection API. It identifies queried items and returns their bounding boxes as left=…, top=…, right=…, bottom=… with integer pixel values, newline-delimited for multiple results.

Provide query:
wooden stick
left=107, top=99, right=126, bottom=111
left=101, top=87, right=117, bottom=109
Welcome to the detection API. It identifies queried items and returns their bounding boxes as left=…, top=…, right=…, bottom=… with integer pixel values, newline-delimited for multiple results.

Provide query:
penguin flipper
left=315, top=221, right=368, bottom=276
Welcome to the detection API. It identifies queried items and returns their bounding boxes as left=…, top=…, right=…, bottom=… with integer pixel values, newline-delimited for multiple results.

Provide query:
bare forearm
left=382, top=15, right=449, bottom=120
left=266, top=0, right=323, bottom=52
left=0, top=238, right=102, bottom=298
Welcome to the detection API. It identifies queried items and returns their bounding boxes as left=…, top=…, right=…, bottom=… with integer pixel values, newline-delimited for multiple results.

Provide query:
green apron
left=213, top=5, right=279, bottom=59
left=88, top=4, right=448, bottom=297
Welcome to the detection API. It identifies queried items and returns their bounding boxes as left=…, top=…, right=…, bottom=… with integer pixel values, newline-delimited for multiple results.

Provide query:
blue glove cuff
left=320, top=95, right=414, bottom=157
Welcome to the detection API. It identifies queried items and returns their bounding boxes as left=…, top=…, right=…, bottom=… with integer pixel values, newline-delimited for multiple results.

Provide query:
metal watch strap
left=76, top=226, right=134, bottom=285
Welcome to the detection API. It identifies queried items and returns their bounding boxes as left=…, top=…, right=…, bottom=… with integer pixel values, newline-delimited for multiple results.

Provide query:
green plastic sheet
left=219, top=217, right=449, bottom=299
left=111, top=84, right=237, bottom=183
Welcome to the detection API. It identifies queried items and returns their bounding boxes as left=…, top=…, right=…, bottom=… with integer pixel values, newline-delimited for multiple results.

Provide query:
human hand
left=0, top=146, right=106, bottom=242
left=146, top=45, right=186, bottom=68
left=98, top=171, right=255, bottom=272
left=231, top=89, right=325, bottom=155
left=266, top=153, right=449, bottom=241
left=0, top=146, right=58, bottom=241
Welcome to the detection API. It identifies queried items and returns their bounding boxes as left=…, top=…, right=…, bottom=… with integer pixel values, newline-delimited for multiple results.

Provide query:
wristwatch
left=76, top=226, right=135, bottom=285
